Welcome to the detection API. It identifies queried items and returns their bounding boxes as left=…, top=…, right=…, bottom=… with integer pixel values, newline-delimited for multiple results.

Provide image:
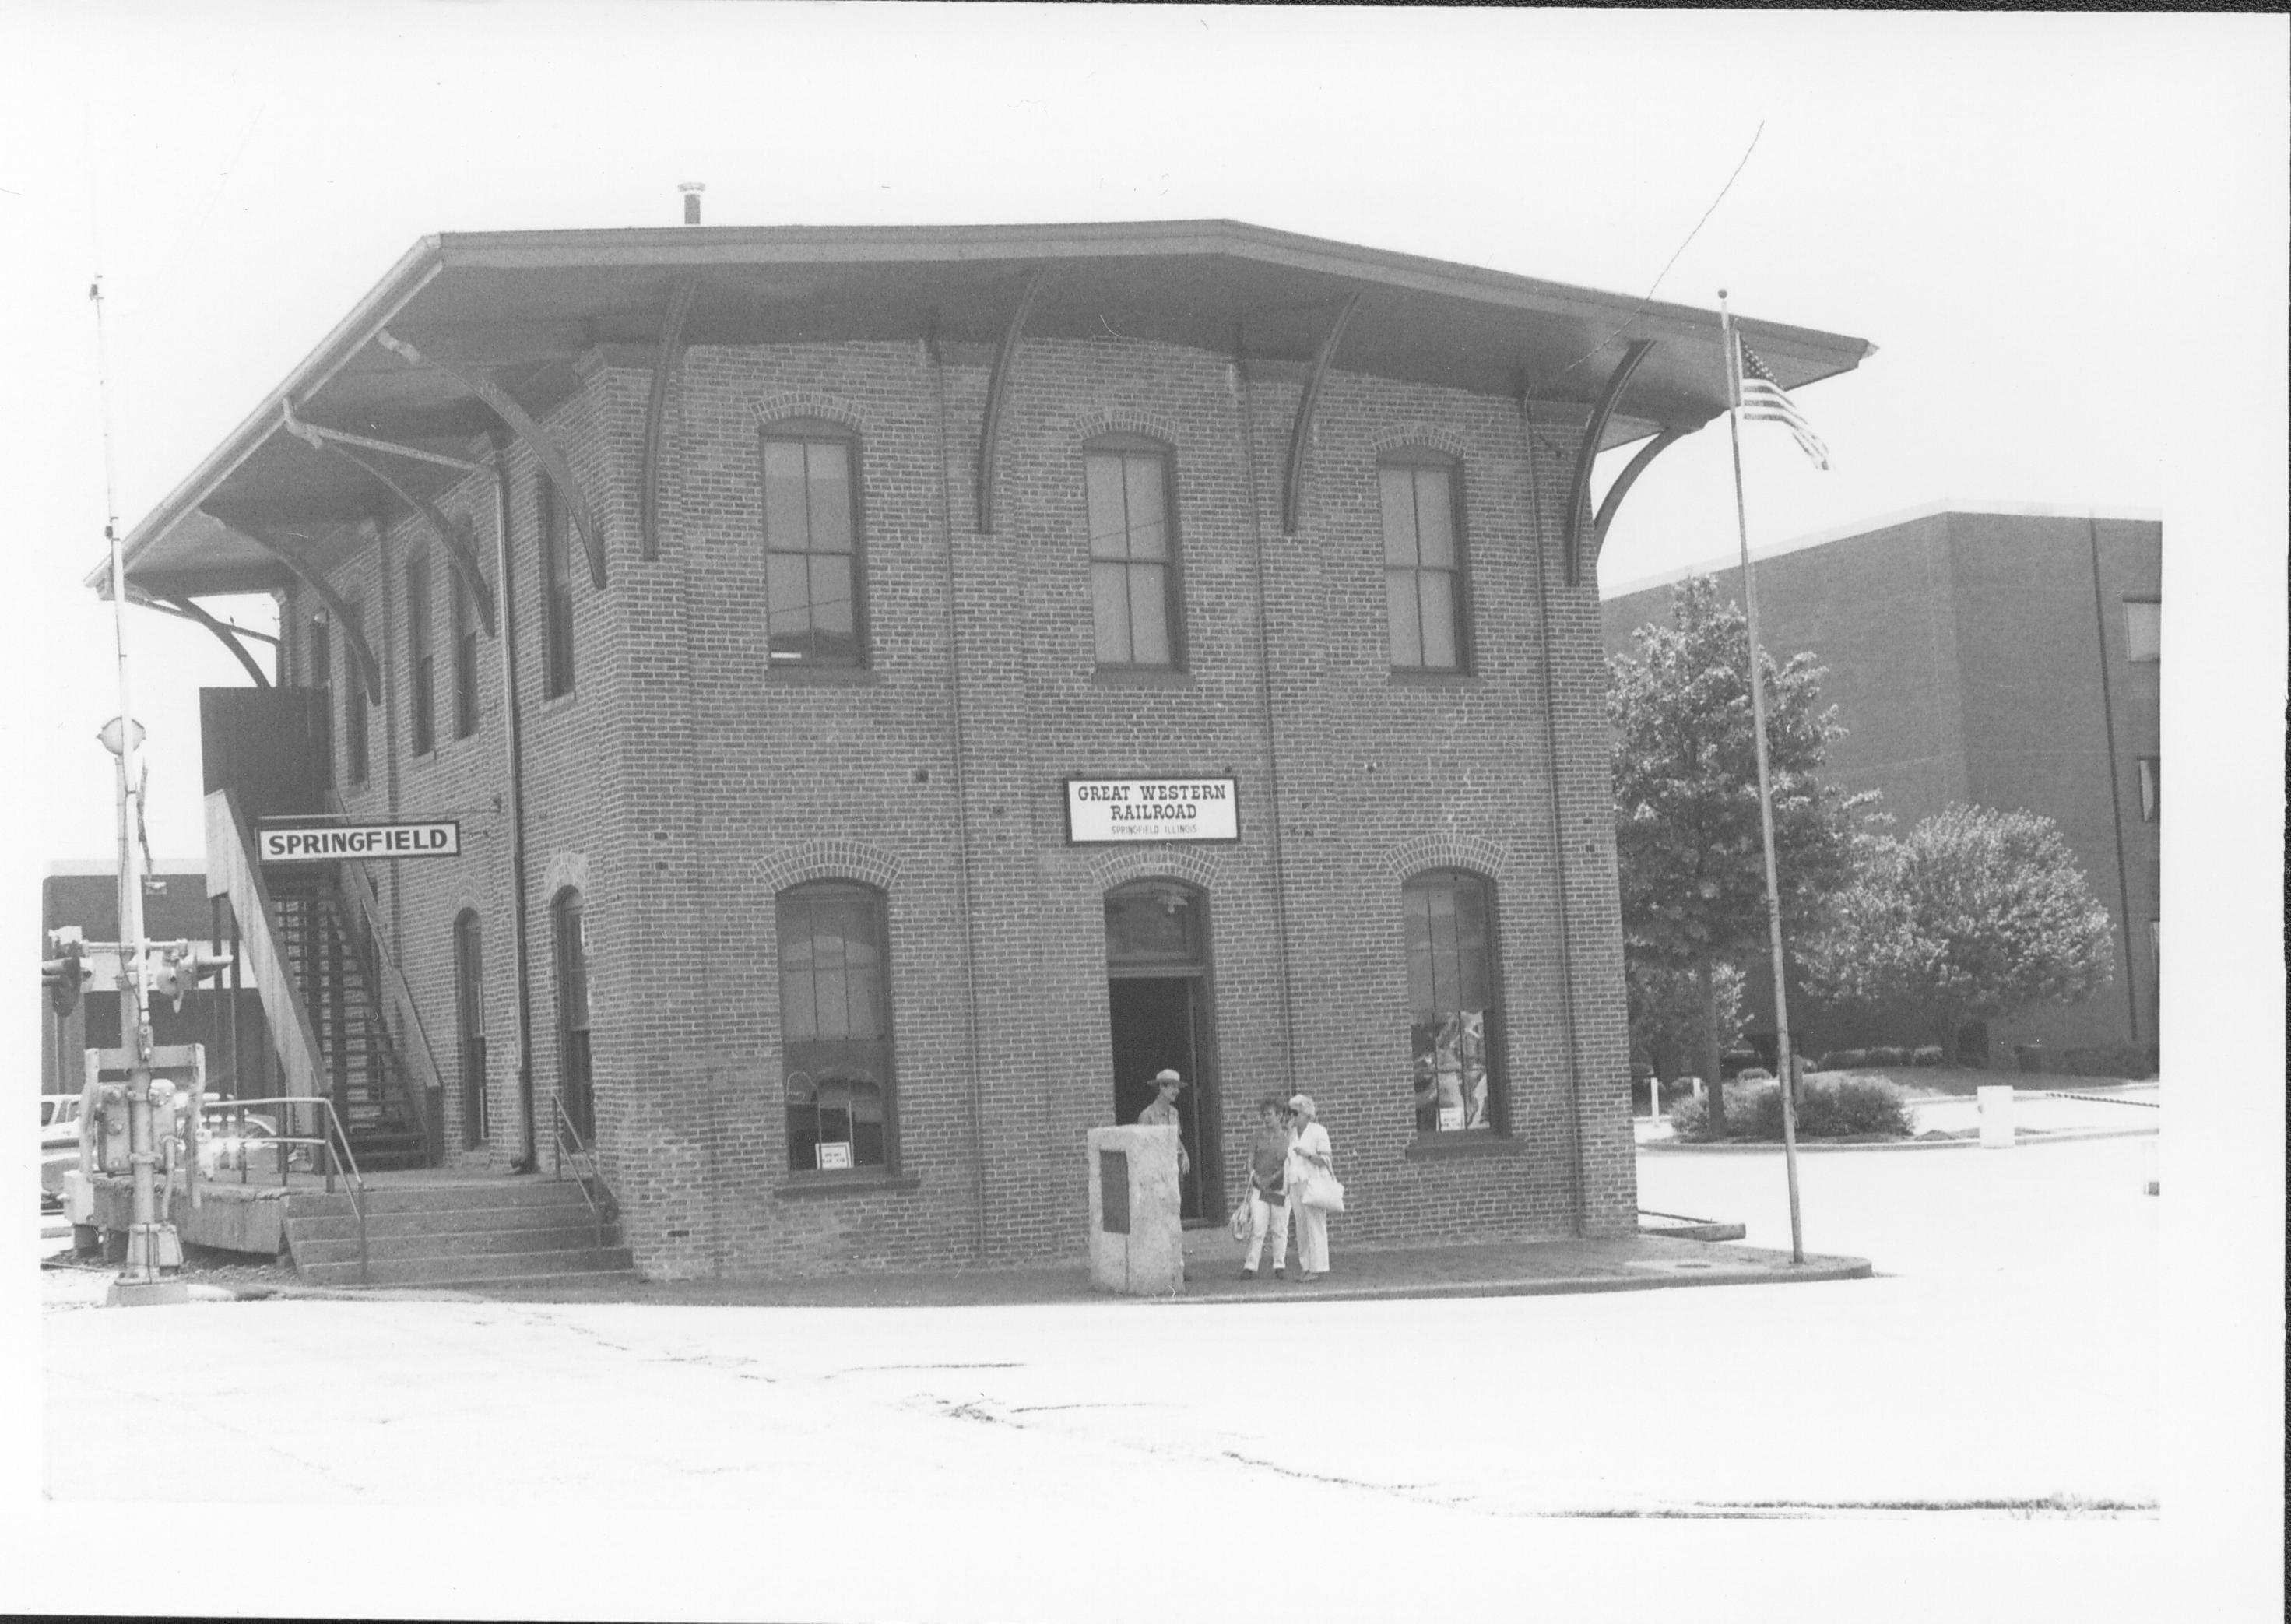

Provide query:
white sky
left=2, top=5, right=2282, bottom=1615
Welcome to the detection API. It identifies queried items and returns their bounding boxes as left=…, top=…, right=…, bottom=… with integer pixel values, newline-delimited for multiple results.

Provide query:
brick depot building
left=109, top=220, right=1871, bottom=1278
left=1602, top=504, right=2160, bottom=1070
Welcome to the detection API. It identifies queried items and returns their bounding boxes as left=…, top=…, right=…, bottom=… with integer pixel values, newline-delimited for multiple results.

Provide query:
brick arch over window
left=749, top=392, right=870, bottom=434
left=1367, top=423, right=1474, bottom=462
left=1087, top=844, right=1227, bottom=895
left=1064, top=407, right=1186, bottom=452
left=752, top=838, right=903, bottom=895
left=540, top=850, right=592, bottom=902
left=1377, top=832, right=1512, bottom=887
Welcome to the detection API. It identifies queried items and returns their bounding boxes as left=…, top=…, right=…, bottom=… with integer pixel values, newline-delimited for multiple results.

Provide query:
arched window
left=406, top=550, right=435, bottom=758
left=1403, top=869, right=1504, bottom=1134
left=453, top=909, right=487, bottom=1148
left=1084, top=433, right=1182, bottom=670
left=761, top=419, right=867, bottom=666
left=1380, top=448, right=1470, bottom=672
left=778, top=881, right=894, bottom=1173
left=538, top=474, right=575, bottom=698
left=553, top=889, right=593, bottom=1141
left=308, top=615, right=335, bottom=790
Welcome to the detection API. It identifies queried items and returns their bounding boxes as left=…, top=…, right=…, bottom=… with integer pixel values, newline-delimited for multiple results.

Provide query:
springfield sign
left=1065, top=777, right=1239, bottom=844
left=259, top=821, right=462, bottom=863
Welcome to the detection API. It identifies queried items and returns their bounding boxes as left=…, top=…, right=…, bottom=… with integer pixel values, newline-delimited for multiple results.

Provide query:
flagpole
left=1719, top=290, right=1805, bottom=1265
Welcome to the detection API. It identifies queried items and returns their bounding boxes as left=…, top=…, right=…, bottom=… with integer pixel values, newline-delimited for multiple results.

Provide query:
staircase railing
left=202, top=789, right=330, bottom=1105
left=197, top=1092, right=370, bottom=1284
left=330, top=849, right=447, bottom=1164
left=551, top=1094, right=610, bottom=1252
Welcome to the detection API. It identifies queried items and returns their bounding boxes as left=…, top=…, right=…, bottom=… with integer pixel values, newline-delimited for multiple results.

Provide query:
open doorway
left=1105, top=881, right=1218, bottom=1223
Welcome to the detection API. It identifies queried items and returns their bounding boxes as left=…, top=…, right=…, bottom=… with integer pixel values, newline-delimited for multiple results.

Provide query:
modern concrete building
left=100, top=220, right=1870, bottom=1278
left=1602, top=504, right=2160, bottom=1070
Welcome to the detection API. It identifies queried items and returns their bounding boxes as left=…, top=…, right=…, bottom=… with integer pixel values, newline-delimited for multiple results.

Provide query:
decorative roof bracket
left=281, top=400, right=498, bottom=636
left=640, top=278, right=700, bottom=561
left=1562, top=339, right=1655, bottom=588
left=120, top=589, right=273, bottom=687
left=239, top=524, right=383, bottom=701
left=1281, top=292, right=1360, bottom=536
left=374, top=329, right=607, bottom=590
left=975, top=267, right=1045, bottom=535
left=1590, top=427, right=1687, bottom=567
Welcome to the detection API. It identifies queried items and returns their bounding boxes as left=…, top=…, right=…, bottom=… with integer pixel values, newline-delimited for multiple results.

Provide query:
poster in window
left=816, top=1141, right=853, bottom=1171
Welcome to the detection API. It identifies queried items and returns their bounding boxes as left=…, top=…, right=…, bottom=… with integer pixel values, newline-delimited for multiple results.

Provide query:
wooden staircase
left=269, top=870, right=430, bottom=1171
left=283, top=1178, right=634, bottom=1289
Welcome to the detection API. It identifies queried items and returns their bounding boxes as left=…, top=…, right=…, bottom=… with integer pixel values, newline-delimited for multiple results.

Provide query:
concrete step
left=291, top=1223, right=620, bottom=1267
left=290, top=1179, right=600, bottom=1219
left=298, top=1246, right=636, bottom=1288
left=287, top=1200, right=602, bottom=1241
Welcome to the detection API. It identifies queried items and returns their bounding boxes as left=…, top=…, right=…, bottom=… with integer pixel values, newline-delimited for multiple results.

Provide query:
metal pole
left=92, top=274, right=175, bottom=1294
left=1719, top=293, right=1804, bottom=1265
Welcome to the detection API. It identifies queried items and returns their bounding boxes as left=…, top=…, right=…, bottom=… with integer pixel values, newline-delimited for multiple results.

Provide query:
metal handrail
left=550, top=1094, right=610, bottom=1251
left=198, top=1094, right=371, bottom=1284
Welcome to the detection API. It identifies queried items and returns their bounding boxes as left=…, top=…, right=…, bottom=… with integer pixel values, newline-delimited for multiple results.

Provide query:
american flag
left=1732, top=338, right=1830, bottom=470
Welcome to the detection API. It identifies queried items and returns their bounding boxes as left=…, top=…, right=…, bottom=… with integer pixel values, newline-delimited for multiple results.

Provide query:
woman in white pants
left=1284, top=1094, right=1334, bottom=1281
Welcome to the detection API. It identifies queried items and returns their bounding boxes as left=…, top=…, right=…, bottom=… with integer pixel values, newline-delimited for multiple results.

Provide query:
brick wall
left=281, top=327, right=1639, bottom=1277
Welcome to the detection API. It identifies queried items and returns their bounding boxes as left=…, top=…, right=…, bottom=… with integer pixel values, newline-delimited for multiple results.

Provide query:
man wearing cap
left=1138, top=1068, right=1190, bottom=1178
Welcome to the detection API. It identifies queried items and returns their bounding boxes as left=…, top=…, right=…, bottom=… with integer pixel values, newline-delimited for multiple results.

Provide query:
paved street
left=37, top=1132, right=2162, bottom=1622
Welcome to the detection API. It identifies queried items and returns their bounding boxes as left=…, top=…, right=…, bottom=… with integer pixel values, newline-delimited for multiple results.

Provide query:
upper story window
left=538, top=476, right=576, bottom=698
left=1381, top=451, right=1468, bottom=672
left=1404, top=869, right=1503, bottom=1136
left=343, top=599, right=370, bottom=786
left=308, top=615, right=335, bottom=791
left=761, top=421, right=866, bottom=666
left=1084, top=436, right=1182, bottom=670
left=2123, top=599, right=2159, bottom=663
left=778, top=881, right=894, bottom=1175
left=449, top=521, right=481, bottom=741
left=2137, top=756, right=2158, bottom=822
left=406, top=552, right=435, bottom=758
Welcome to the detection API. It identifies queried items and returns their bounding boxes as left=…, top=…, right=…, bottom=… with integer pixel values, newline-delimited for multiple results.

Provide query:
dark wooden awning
left=101, top=220, right=1874, bottom=599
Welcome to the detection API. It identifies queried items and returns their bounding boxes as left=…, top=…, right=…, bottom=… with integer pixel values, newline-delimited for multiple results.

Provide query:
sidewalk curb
left=1642, top=1124, right=2159, bottom=1155
left=1171, top=1256, right=1872, bottom=1306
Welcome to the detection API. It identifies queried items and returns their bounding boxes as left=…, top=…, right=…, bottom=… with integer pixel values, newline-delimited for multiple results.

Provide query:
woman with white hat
left=1283, top=1095, right=1334, bottom=1282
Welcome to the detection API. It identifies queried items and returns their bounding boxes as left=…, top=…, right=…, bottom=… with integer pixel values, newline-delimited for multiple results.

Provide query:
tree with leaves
left=1608, top=575, right=1872, bottom=1130
left=1801, top=804, right=2116, bottom=1064
left=1626, top=954, right=1747, bottom=1084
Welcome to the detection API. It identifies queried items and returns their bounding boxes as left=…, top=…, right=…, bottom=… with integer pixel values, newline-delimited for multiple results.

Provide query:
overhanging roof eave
left=93, top=235, right=447, bottom=591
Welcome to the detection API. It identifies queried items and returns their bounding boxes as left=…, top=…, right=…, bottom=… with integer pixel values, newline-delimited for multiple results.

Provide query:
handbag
left=1228, top=1195, right=1253, bottom=1243
left=1299, top=1173, right=1345, bottom=1214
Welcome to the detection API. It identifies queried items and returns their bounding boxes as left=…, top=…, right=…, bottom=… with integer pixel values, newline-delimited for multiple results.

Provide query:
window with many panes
left=406, top=552, right=435, bottom=758
left=343, top=600, right=369, bottom=786
left=553, top=889, right=592, bottom=1140
left=762, top=422, right=866, bottom=666
left=450, top=520, right=481, bottom=740
left=454, top=909, right=487, bottom=1148
left=1084, top=436, right=1181, bottom=669
left=539, top=476, right=575, bottom=698
left=2123, top=599, right=2159, bottom=662
left=308, top=615, right=335, bottom=790
left=1403, top=870, right=1503, bottom=1134
left=1381, top=452, right=1467, bottom=671
left=778, top=881, right=894, bottom=1174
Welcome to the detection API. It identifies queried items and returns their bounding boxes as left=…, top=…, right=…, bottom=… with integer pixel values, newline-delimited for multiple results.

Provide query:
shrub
left=1871, top=1046, right=1911, bottom=1067
left=1911, top=1046, right=1944, bottom=1067
left=1822, top=1048, right=1869, bottom=1070
left=2058, top=1044, right=2159, bottom=1081
left=1667, top=1095, right=1712, bottom=1140
left=1721, top=1077, right=1916, bottom=1141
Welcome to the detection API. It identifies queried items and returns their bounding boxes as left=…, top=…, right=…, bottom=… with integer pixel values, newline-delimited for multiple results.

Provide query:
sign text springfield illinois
left=258, top=821, right=462, bottom=863
left=1065, top=778, right=1239, bottom=844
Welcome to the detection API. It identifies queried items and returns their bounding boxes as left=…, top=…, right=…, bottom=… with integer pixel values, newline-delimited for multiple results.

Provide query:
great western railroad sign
left=1064, top=777, right=1239, bottom=844
left=258, top=821, right=462, bottom=862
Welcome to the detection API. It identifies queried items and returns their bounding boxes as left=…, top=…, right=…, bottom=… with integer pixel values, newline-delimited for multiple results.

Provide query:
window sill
left=775, top=1172, right=920, bottom=1199
left=1386, top=669, right=1478, bottom=688
left=1091, top=667, right=1192, bottom=688
left=767, top=663, right=881, bottom=687
left=1403, top=1131, right=1525, bottom=1161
